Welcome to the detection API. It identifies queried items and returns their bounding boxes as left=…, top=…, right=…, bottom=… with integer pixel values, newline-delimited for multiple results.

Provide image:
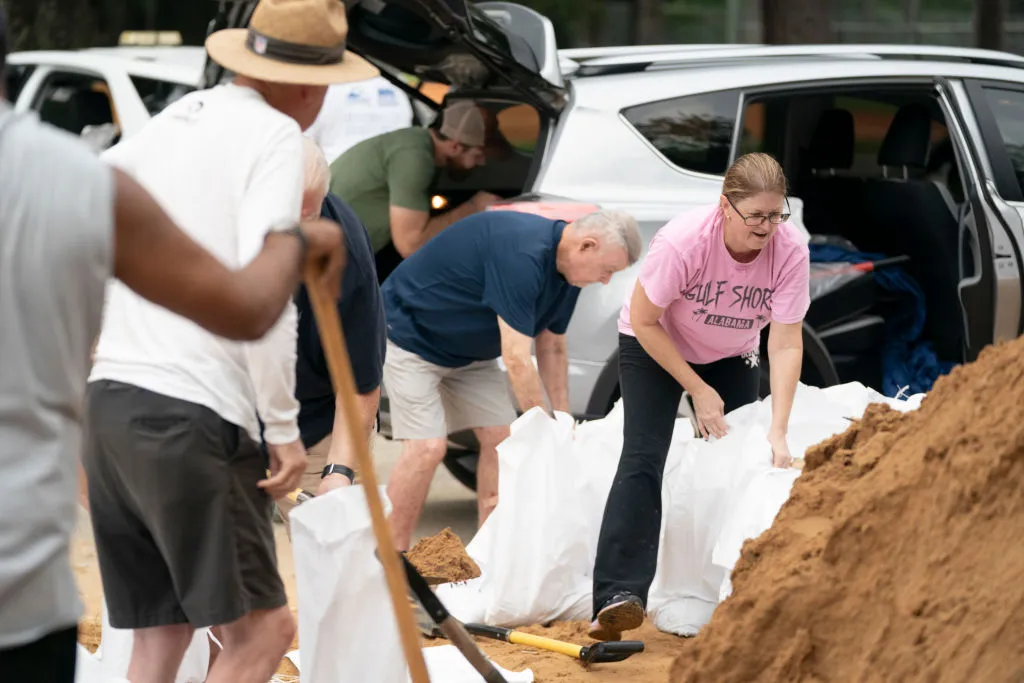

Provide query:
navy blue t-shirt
left=294, top=193, right=386, bottom=448
left=381, top=211, right=580, bottom=367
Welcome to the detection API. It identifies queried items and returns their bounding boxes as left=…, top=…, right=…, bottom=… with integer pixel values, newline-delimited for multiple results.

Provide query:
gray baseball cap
left=439, top=100, right=486, bottom=148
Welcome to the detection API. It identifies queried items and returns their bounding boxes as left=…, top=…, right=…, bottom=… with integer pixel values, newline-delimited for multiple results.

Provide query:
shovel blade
left=584, top=640, right=645, bottom=663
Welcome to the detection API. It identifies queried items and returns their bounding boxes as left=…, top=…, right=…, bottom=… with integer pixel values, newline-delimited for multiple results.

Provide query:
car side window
left=623, top=89, right=740, bottom=176
left=980, top=87, right=1024, bottom=197
left=131, top=76, right=195, bottom=116
left=31, top=70, right=117, bottom=136
left=4, top=64, right=35, bottom=103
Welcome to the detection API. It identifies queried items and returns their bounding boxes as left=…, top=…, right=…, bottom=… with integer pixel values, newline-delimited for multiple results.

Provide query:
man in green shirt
left=329, top=100, right=500, bottom=282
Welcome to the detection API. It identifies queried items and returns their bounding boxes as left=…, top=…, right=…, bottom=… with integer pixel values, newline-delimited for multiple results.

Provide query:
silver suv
left=207, top=3, right=1024, bottom=490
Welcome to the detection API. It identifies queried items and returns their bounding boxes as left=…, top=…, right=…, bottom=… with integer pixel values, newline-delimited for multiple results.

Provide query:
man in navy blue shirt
left=276, top=140, right=386, bottom=532
left=381, top=208, right=641, bottom=550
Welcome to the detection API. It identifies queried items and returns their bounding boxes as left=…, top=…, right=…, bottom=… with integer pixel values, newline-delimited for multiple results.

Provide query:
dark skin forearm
left=112, top=169, right=303, bottom=341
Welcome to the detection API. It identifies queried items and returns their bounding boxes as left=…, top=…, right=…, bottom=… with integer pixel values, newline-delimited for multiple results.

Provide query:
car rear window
left=623, top=89, right=740, bottom=176
left=130, top=76, right=195, bottom=116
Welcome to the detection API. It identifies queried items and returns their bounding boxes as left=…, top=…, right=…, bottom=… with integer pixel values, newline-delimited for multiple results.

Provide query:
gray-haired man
left=380, top=208, right=642, bottom=550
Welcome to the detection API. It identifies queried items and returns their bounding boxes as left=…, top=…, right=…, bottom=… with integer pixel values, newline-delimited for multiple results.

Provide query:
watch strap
left=322, top=463, right=355, bottom=483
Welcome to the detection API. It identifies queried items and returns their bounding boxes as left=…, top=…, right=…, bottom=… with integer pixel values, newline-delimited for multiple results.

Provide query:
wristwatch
left=266, top=222, right=308, bottom=261
left=322, top=463, right=355, bottom=484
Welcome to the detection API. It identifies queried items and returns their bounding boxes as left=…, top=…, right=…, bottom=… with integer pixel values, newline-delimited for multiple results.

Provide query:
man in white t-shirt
left=305, top=75, right=414, bottom=164
left=0, top=7, right=346, bottom=681
left=83, top=1, right=377, bottom=682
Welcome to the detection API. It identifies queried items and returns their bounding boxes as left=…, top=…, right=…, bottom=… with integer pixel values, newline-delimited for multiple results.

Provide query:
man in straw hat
left=329, top=98, right=502, bottom=283
left=82, top=1, right=376, bottom=681
left=0, top=4, right=346, bottom=681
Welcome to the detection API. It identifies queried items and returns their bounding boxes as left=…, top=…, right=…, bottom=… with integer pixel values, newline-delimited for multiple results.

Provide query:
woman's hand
left=768, top=429, right=793, bottom=468
left=692, top=384, right=728, bottom=439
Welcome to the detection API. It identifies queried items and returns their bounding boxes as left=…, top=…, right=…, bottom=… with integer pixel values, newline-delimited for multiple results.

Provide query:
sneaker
left=588, top=593, right=645, bottom=641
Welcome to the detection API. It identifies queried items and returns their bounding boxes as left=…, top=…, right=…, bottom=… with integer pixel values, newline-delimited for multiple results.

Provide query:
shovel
left=462, top=624, right=645, bottom=665
left=279, top=484, right=508, bottom=683
left=298, top=267, right=430, bottom=683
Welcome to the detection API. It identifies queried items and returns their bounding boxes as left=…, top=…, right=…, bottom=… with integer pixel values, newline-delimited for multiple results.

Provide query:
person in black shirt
left=277, top=138, right=386, bottom=532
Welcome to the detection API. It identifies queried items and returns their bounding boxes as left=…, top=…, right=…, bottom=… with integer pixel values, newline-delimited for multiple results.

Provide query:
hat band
left=245, top=28, right=346, bottom=66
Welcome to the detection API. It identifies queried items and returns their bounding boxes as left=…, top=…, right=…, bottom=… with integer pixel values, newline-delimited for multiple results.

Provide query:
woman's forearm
left=633, top=323, right=707, bottom=397
left=768, top=346, right=802, bottom=434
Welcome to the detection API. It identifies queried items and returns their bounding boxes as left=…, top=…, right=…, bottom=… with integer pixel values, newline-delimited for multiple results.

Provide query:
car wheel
left=758, top=322, right=840, bottom=398
left=442, top=446, right=479, bottom=492
left=441, top=430, right=480, bottom=492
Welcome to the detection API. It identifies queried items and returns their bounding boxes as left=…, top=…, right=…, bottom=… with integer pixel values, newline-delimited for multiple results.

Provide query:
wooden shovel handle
left=302, top=267, right=430, bottom=683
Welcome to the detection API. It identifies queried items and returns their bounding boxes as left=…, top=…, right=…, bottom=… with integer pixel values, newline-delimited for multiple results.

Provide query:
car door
left=954, top=79, right=1024, bottom=350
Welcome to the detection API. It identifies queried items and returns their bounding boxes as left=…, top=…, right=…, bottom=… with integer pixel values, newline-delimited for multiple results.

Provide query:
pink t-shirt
left=619, top=204, right=810, bottom=365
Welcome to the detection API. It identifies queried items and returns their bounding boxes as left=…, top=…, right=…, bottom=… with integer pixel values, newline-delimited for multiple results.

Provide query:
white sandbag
left=462, top=382, right=927, bottom=636
left=92, top=600, right=209, bottom=683
left=434, top=576, right=487, bottom=625
left=417, top=644, right=534, bottom=683
left=283, top=643, right=533, bottom=683
left=648, top=424, right=768, bottom=636
left=482, top=408, right=592, bottom=626
left=290, top=486, right=407, bottom=683
left=712, top=467, right=799, bottom=602
left=75, top=644, right=130, bottom=683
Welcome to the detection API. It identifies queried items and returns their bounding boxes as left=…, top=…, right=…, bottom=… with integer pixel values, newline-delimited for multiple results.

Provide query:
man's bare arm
left=389, top=191, right=499, bottom=257
left=498, top=317, right=548, bottom=414
left=319, top=389, right=380, bottom=485
left=112, top=169, right=342, bottom=341
left=535, top=330, right=569, bottom=413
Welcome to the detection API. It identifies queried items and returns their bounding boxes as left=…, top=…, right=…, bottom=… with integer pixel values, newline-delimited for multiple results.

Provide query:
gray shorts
left=383, top=340, right=517, bottom=440
left=82, top=380, right=286, bottom=629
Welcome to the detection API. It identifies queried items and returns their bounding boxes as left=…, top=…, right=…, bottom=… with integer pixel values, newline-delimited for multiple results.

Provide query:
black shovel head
left=581, top=640, right=645, bottom=663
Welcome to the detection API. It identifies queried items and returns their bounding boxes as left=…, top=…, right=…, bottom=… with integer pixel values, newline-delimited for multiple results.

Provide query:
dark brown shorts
left=82, top=380, right=287, bottom=629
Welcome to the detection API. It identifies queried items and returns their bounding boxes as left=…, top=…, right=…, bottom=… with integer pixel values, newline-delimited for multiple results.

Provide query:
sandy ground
left=73, top=434, right=689, bottom=681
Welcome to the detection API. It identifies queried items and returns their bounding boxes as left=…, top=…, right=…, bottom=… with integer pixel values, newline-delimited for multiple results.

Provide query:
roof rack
left=559, top=44, right=754, bottom=77
left=572, top=43, right=1024, bottom=77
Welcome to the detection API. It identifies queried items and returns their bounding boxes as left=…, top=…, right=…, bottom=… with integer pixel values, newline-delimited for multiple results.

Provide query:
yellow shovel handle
left=507, top=631, right=584, bottom=659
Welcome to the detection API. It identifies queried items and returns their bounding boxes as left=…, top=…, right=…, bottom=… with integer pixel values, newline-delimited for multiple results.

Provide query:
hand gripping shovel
left=462, top=624, right=644, bottom=665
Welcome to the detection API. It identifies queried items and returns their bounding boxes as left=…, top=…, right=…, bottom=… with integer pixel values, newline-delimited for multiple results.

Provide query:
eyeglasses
left=726, top=196, right=791, bottom=227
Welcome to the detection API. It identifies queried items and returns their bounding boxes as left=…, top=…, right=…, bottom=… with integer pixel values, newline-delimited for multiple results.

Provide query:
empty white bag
left=482, top=408, right=592, bottom=626
left=290, top=486, right=407, bottom=683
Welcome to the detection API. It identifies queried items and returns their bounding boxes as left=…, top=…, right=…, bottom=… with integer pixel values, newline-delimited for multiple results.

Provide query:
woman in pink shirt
left=589, top=153, right=810, bottom=641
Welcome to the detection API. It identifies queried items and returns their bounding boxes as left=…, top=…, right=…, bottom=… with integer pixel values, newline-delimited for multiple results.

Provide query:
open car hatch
left=202, top=0, right=566, bottom=114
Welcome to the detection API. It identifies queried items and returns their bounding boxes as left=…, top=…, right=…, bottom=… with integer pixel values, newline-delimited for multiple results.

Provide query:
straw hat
left=206, top=0, right=379, bottom=86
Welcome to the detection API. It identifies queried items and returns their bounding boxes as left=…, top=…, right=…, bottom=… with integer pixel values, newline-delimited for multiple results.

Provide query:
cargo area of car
left=741, top=85, right=973, bottom=394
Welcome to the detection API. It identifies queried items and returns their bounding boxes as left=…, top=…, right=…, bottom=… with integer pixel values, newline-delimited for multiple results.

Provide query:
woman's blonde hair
left=721, top=152, right=787, bottom=202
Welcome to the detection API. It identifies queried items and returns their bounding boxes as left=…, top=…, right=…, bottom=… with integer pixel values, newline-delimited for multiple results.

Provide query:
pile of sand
left=406, top=527, right=481, bottom=584
left=671, top=339, right=1024, bottom=682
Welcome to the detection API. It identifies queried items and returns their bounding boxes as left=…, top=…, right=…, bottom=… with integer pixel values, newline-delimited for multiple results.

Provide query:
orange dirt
left=671, top=338, right=1024, bottom=683
left=406, top=527, right=481, bottom=584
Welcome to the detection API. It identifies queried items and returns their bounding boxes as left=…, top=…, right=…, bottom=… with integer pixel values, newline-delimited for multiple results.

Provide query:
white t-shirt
left=0, top=104, right=113, bottom=647
left=305, top=77, right=414, bottom=164
left=90, top=83, right=303, bottom=445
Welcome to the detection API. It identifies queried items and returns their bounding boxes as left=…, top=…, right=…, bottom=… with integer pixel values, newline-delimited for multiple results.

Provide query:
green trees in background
left=0, top=0, right=1013, bottom=53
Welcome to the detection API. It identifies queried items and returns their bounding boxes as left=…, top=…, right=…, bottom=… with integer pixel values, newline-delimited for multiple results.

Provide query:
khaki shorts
left=383, top=340, right=517, bottom=440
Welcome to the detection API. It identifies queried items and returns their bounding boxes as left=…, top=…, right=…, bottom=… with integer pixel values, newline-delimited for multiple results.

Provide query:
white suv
left=168, top=3, right=1024, bottom=488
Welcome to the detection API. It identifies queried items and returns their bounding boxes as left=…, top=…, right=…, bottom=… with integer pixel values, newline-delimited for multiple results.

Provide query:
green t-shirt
left=328, top=127, right=438, bottom=253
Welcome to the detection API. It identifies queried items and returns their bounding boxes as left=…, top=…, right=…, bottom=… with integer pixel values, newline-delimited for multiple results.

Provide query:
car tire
left=758, top=322, right=840, bottom=398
